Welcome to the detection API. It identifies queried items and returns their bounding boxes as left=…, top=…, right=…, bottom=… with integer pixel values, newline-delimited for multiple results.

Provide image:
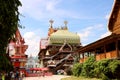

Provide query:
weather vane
left=49, top=19, right=54, bottom=27
left=64, top=20, right=68, bottom=26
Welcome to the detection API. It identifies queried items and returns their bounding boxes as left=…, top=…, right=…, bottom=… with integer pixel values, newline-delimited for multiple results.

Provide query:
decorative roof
left=48, top=29, right=80, bottom=44
left=77, top=34, right=120, bottom=52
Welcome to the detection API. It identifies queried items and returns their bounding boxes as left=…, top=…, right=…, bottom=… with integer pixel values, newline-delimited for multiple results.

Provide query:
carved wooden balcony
left=106, top=50, right=118, bottom=59
left=96, top=53, right=106, bottom=61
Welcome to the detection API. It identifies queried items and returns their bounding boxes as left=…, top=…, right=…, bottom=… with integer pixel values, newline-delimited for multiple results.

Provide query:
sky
left=18, top=0, right=114, bottom=57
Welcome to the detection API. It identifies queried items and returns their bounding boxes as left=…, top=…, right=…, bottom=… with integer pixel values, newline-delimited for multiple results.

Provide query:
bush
left=72, top=63, right=83, bottom=77
left=72, top=55, right=120, bottom=79
left=81, top=56, right=95, bottom=78
left=109, top=60, right=120, bottom=79
left=94, top=59, right=111, bottom=79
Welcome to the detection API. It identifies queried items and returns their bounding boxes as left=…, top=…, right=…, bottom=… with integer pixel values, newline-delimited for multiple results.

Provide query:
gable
left=59, top=43, right=72, bottom=52
left=15, top=28, right=22, bottom=40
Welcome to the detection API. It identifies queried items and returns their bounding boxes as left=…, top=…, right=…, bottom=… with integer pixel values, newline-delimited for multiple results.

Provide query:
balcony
left=96, top=53, right=106, bottom=61
left=96, top=50, right=119, bottom=61
left=106, top=50, right=118, bottom=59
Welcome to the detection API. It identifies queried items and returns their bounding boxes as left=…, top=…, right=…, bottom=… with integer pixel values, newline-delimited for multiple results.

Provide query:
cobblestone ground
left=23, top=75, right=70, bottom=80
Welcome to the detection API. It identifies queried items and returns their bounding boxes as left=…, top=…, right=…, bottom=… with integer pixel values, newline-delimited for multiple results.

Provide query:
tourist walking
left=15, top=71, right=19, bottom=80
left=1, top=72, right=5, bottom=80
left=11, top=71, right=15, bottom=80
left=19, top=71, right=23, bottom=80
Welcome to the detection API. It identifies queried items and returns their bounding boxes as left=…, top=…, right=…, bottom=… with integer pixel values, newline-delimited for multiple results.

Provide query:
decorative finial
left=49, top=19, right=54, bottom=28
left=64, top=20, right=68, bottom=27
left=64, top=20, right=68, bottom=30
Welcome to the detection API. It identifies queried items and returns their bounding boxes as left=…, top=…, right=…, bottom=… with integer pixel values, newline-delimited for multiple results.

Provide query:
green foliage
left=0, top=54, right=13, bottom=72
left=72, top=63, right=83, bottom=77
left=81, top=56, right=95, bottom=77
left=94, top=59, right=111, bottom=78
left=108, top=60, right=120, bottom=79
left=61, top=76, right=101, bottom=80
left=101, top=73, right=110, bottom=80
left=72, top=56, right=120, bottom=79
left=0, top=0, right=22, bottom=72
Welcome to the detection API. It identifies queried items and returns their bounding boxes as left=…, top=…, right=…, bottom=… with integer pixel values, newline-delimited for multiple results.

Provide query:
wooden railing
left=96, top=50, right=118, bottom=61
left=79, top=50, right=119, bottom=63
left=96, top=53, right=106, bottom=61
left=47, top=54, right=71, bottom=67
left=79, top=57, right=88, bottom=63
left=106, top=50, right=118, bottom=59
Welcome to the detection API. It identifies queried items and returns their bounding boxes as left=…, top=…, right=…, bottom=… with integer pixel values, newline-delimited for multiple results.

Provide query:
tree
left=0, top=0, right=22, bottom=72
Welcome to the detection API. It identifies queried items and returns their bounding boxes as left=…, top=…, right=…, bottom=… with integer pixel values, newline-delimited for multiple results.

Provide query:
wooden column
left=93, top=51, right=95, bottom=57
left=78, top=52, right=80, bottom=60
left=82, top=53, right=84, bottom=58
left=104, top=45, right=106, bottom=58
left=116, top=40, right=119, bottom=58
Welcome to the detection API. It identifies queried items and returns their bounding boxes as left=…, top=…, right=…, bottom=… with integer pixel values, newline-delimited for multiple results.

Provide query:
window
left=106, top=42, right=115, bottom=52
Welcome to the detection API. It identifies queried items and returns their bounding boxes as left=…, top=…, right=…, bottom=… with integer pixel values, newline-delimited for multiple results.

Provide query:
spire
left=49, top=19, right=54, bottom=28
left=48, top=19, right=54, bottom=36
left=64, top=20, right=68, bottom=30
left=46, top=50, right=50, bottom=55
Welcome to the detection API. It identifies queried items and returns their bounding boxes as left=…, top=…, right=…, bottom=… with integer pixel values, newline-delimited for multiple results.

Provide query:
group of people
left=11, top=71, right=25, bottom=80
left=0, top=71, right=24, bottom=80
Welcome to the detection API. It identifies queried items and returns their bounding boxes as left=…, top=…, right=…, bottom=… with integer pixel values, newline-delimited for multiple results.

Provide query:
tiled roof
left=48, top=29, right=80, bottom=44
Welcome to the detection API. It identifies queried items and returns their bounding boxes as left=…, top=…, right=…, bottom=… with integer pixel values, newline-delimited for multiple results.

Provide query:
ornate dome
left=48, top=29, right=80, bottom=44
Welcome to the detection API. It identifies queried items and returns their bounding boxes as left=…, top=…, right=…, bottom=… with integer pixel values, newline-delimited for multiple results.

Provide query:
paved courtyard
left=23, top=75, right=70, bottom=80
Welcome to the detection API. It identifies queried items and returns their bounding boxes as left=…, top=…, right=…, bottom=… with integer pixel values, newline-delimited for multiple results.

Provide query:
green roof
left=48, top=30, right=80, bottom=44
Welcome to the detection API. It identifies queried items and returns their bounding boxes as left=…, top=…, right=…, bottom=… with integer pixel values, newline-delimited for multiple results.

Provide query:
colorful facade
left=77, top=0, right=120, bottom=63
left=38, top=20, right=81, bottom=73
left=8, top=29, right=28, bottom=72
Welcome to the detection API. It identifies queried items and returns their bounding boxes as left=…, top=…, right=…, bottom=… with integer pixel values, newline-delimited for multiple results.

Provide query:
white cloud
left=100, top=31, right=111, bottom=38
left=77, top=24, right=105, bottom=46
left=23, top=32, right=35, bottom=39
left=78, top=27, right=92, bottom=41
left=19, top=0, right=80, bottom=20
left=78, top=24, right=104, bottom=41
left=23, top=32, right=40, bottom=57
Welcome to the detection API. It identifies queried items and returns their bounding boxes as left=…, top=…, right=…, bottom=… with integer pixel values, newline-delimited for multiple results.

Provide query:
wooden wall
left=113, top=8, right=120, bottom=34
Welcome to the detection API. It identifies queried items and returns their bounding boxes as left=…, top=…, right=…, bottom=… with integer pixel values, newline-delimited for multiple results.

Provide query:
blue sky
left=19, top=0, right=114, bottom=57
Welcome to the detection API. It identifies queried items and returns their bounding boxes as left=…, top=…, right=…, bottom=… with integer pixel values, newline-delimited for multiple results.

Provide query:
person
left=15, top=71, right=19, bottom=80
left=11, top=72, right=15, bottom=80
left=19, top=71, right=23, bottom=80
left=1, top=72, right=5, bottom=80
left=42, top=71, right=45, bottom=77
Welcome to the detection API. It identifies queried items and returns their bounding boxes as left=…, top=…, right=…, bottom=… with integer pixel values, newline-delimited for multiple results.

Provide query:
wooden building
left=78, top=0, right=120, bottom=63
left=38, top=20, right=81, bottom=73
left=8, top=29, right=28, bottom=72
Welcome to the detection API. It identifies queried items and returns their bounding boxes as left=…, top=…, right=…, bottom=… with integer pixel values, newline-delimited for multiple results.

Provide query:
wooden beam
left=116, top=40, right=119, bottom=57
